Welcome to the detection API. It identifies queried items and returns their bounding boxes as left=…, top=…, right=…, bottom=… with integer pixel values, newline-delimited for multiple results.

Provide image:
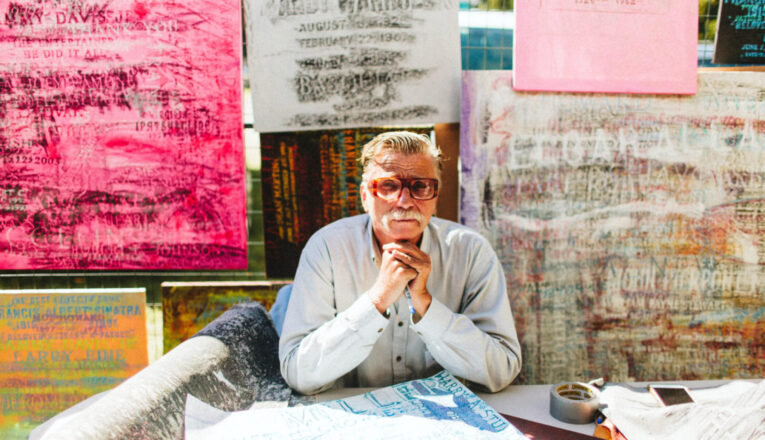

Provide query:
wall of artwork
left=1, top=1, right=763, bottom=431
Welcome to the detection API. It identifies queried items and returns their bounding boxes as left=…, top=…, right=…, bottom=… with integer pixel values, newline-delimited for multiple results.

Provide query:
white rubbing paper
left=185, top=370, right=525, bottom=439
left=244, top=0, right=461, bottom=132
left=599, top=380, right=765, bottom=440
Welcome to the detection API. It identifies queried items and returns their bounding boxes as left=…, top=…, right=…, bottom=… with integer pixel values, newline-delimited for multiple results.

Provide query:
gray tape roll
left=549, top=382, right=600, bottom=424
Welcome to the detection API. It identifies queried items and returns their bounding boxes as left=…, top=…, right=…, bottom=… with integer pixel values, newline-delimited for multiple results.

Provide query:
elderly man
left=279, top=131, right=521, bottom=395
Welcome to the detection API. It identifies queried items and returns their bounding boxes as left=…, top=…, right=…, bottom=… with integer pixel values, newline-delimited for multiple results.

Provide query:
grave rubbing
left=461, top=70, right=765, bottom=384
left=161, top=281, right=290, bottom=353
left=0, top=288, right=148, bottom=440
left=244, top=0, right=460, bottom=132
left=0, top=0, right=246, bottom=269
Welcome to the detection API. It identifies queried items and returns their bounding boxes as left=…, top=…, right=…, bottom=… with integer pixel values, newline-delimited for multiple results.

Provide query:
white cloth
left=279, top=214, right=522, bottom=395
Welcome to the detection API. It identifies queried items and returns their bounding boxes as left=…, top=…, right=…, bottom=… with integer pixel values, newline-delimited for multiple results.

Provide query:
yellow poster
left=0, top=288, right=148, bottom=439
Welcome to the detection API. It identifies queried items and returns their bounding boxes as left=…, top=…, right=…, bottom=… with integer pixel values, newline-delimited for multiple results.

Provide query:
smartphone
left=648, top=384, right=694, bottom=406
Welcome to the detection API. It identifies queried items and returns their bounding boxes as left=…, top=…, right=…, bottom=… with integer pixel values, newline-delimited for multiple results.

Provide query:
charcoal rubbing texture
left=195, top=301, right=291, bottom=403
left=0, top=0, right=248, bottom=271
left=33, top=302, right=290, bottom=440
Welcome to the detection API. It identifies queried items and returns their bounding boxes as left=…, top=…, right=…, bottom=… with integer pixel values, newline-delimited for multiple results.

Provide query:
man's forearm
left=279, top=293, right=389, bottom=394
left=413, top=298, right=522, bottom=392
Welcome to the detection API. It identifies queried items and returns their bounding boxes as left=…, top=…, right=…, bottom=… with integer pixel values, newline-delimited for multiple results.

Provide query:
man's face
left=361, top=151, right=439, bottom=246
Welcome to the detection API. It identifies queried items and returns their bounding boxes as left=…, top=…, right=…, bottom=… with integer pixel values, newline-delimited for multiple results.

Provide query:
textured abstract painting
left=0, top=0, right=246, bottom=269
left=461, top=70, right=765, bottom=384
left=0, top=288, right=147, bottom=439
left=161, top=281, right=289, bottom=353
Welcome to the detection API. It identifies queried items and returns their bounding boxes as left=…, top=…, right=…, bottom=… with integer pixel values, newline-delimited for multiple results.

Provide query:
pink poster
left=513, top=0, right=698, bottom=95
left=0, top=0, right=246, bottom=269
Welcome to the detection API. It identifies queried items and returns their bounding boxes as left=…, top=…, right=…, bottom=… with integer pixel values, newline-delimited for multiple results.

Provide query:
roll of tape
left=549, top=382, right=600, bottom=424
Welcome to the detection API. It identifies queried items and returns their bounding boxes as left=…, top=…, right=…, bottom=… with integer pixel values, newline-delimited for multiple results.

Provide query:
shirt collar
left=365, top=215, right=379, bottom=264
left=419, top=219, right=433, bottom=254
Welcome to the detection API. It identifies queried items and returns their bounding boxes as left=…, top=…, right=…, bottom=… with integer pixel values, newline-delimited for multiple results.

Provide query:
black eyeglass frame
left=367, top=177, right=439, bottom=201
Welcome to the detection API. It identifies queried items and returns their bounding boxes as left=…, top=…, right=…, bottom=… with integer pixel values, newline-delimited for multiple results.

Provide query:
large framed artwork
left=0, top=0, right=246, bottom=269
left=461, top=70, right=765, bottom=384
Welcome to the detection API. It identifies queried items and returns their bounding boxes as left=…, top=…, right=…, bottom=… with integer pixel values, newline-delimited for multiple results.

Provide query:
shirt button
left=398, top=321, right=403, bottom=327
left=377, top=328, right=383, bottom=333
left=396, top=356, right=402, bottom=362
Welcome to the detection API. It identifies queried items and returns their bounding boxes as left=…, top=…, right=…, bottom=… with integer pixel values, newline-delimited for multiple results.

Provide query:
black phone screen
left=651, top=386, right=694, bottom=406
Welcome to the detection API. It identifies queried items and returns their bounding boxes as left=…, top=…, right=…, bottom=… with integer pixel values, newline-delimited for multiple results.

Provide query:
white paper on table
left=599, top=380, right=765, bottom=440
left=185, top=371, right=526, bottom=439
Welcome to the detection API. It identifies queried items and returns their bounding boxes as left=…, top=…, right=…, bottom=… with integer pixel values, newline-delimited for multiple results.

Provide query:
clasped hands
left=369, top=240, right=432, bottom=320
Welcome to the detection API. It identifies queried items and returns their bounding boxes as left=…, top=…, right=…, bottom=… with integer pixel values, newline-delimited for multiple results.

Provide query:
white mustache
left=383, top=209, right=425, bottom=223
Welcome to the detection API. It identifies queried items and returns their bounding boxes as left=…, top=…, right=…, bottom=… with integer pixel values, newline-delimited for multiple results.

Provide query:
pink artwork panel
left=513, top=0, right=698, bottom=95
left=0, top=0, right=246, bottom=269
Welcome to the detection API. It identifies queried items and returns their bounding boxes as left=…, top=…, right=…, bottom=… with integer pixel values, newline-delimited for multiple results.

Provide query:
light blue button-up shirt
left=279, top=214, right=521, bottom=395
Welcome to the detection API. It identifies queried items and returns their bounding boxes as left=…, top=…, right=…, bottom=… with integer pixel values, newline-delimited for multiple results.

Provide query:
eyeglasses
left=367, top=177, right=439, bottom=201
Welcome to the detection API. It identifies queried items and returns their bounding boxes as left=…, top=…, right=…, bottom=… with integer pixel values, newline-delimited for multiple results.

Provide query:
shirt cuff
left=338, top=292, right=390, bottom=342
left=410, top=297, right=451, bottom=339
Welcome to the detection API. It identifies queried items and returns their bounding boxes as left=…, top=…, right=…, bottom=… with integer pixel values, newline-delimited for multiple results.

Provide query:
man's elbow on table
left=279, top=348, right=333, bottom=396
left=483, top=351, right=522, bottom=393
left=286, top=377, right=332, bottom=396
